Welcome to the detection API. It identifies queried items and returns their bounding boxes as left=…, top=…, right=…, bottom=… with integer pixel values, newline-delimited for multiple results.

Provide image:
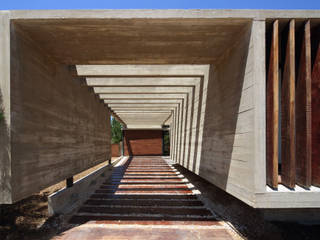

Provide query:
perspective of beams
left=76, top=65, right=209, bottom=167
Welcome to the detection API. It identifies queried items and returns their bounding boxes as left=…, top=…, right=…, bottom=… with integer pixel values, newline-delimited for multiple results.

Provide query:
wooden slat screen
left=266, top=19, right=320, bottom=189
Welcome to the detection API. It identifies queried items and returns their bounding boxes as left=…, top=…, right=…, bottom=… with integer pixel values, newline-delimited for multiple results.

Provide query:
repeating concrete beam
left=104, top=99, right=183, bottom=104
left=118, top=112, right=171, bottom=125
left=86, top=77, right=199, bottom=86
left=78, top=65, right=209, bottom=166
left=77, top=64, right=209, bottom=76
left=94, top=86, right=192, bottom=94
left=115, top=111, right=172, bottom=113
left=163, top=114, right=173, bottom=125
left=99, top=93, right=187, bottom=99
left=125, top=125, right=163, bottom=129
left=108, top=104, right=179, bottom=108
left=112, top=108, right=175, bottom=111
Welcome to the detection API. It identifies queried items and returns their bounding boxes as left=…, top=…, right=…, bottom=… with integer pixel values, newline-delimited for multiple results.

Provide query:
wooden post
left=267, top=20, right=279, bottom=189
left=312, top=26, right=320, bottom=187
left=296, top=21, right=312, bottom=188
left=281, top=20, right=296, bottom=189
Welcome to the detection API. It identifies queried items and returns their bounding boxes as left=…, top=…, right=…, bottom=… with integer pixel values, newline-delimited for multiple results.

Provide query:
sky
left=0, top=0, right=319, bottom=10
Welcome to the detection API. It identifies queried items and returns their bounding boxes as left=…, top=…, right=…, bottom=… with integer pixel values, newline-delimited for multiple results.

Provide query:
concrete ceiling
left=14, top=19, right=249, bottom=64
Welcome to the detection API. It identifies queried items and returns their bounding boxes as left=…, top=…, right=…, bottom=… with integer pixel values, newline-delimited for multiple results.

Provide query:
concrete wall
left=123, top=130, right=163, bottom=156
left=198, top=22, right=257, bottom=206
left=0, top=12, right=11, bottom=204
left=1, top=23, right=111, bottom=203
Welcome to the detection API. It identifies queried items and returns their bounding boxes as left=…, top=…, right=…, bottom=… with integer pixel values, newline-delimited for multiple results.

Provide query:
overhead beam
left=108, top=104, right=179, bottom=108
left=93, top=86, right=192, bottom=94
left=112, top=108, right=175, bottom=111
left=77, top=64, right=210, bottom=76
left=104, top=99, right=183, bottom=104
left=99, top=93, right=187, bottom=99
left=86, top=77, right=199, bottom=86
left=115, top=111, right=172, bottom=113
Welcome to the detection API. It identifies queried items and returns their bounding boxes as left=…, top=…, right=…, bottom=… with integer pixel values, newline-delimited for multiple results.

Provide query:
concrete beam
left=77, top=64, right=209, bottom=76
left=112, top=108, right=175, bottom=112
left=99, top=93, right=187, bottom=99
left=9, top=9, right=320, bottom=20
left=115, top=111, right=172, bottom=114
left=94, top=86, right=192, bottom=94
left=104, top=99, right=183, bottom=104
left=108, top=104, right=179, bottom=108
left=86, top=77, right=199, bottom=86
left=0, top=12, right=11, bottom=204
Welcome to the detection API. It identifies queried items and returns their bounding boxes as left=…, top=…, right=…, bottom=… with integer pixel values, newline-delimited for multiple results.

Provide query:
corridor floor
left=54, top=156, right=240, bottom=240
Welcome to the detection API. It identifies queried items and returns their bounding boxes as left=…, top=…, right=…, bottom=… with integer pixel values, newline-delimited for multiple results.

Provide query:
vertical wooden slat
left=267, top=20, right=279, bottom=189
left=281, top=20, right=296, bottom=189
left=296, top=21, right=312, bottom=188
left=312, top=27, right=320, bottom=187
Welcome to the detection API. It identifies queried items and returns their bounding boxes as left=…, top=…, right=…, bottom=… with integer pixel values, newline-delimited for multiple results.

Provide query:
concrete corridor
left=54, top=156, right=239, bottom=239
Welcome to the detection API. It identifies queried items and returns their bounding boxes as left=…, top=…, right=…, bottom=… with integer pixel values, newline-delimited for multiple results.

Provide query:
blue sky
left=0, top=0, right=319, bottom=10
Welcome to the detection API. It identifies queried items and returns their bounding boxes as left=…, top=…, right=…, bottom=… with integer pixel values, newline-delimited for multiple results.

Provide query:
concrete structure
left=1, top=9, right=320, bottom=211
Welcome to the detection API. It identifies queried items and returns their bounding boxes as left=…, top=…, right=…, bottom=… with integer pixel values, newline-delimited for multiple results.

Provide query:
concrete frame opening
left=1, top=10, right=320, bottom=216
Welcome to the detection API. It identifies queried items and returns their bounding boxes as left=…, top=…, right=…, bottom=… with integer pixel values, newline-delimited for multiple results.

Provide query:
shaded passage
left=56, top=156, right=237, bottom=240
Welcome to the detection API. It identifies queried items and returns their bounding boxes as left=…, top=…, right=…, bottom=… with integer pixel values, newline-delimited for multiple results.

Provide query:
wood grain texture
left=266, top=20, right=279, bottom=189
left=296, top=21, right=312, bottom=188
left=281, top=20, right=296, bottom=189
left=312, top=27, right=320, bottom=187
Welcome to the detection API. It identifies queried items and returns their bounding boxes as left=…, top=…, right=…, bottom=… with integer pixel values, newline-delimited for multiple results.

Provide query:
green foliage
left=111, top=117, right=122, bottom=144
left=0, top=110, right=4, bottom=123
left=163, top=131, right=170, bottom=156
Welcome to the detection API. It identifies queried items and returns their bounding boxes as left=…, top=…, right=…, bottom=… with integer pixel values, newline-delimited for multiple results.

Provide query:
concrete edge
left=48, top=156, right=125, bottom=216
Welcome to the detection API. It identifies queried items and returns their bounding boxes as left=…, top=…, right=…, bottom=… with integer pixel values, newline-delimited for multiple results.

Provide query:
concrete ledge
left=48, top=156, right=125, bottom=216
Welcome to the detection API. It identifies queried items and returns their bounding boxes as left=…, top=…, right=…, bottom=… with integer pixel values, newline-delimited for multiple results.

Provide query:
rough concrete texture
left=200, top=23, right=256, bottom=205
left=2, top=22, right=112, bottom=203
left=1, top=10, right=320, bottom=209
left=0, top=12, right=11, bottom=204
left=48, top=157, right=124, bottom=216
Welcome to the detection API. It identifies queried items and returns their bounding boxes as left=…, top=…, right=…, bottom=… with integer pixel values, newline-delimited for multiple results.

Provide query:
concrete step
left=89, top=194, right=199, bottom=200
left=69, top=214, right=218, bottom=224
left=78, top=206, right=213, bottom=216
left=85, top=199, right=204, bottom=207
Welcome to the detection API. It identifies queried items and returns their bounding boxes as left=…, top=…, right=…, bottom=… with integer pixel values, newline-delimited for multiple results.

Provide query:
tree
left=111, top=117, right=122, bottom=144
left=0, top=109, right=3, bottom=123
